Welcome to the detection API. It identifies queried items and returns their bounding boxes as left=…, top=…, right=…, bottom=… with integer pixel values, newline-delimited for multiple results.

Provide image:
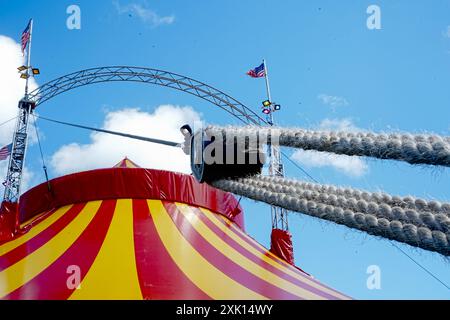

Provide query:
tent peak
left=113, top=157, right=141, bottom=168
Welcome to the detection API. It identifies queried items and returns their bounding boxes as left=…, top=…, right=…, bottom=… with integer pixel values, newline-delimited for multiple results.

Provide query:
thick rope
left=206, top=126, right=450, bottom=167
left=239, top=176, right=450, bottom=233
left=212, top=178, right=450, bottom=256
left=253, top=176, right=450, bottom=217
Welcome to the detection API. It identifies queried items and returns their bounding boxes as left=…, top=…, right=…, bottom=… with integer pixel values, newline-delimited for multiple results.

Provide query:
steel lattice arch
left=28, top=66, right=267, bottom=126
left=5, top=65, right=287, bottom=235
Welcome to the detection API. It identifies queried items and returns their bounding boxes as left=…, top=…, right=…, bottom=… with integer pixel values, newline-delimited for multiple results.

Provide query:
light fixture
left=180, top=124, right=192, bottom=136
left=20, top=73, right=29, bottom=79
left=274, top=104, right=281, bottom=111
left=262, top=108, right=271, bottom=115
left=17, top=65, right=28, bottom=72
left=262, top=100, right=271, bottom=107
left=32, top=68, right=40, bottom=75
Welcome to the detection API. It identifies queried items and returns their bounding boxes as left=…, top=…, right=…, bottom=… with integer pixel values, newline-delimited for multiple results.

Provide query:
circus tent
left=0, top=158, right=349, bottom=300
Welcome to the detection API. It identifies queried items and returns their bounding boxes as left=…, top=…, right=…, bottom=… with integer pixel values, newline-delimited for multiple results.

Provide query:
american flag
left=21, top=19, right=32, bottom=54
left=0, top=144, right=12, bottom=161
left=246, top=63, right=266, bottom=78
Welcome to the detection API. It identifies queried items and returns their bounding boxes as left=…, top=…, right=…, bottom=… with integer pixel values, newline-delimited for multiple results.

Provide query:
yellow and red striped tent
left=0, top=159, right=349, bottom=300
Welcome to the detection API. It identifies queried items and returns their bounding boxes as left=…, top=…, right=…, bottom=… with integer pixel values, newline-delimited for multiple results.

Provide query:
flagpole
left=3, top=19, right=34, bottom=201
left=24, top=19, right=33, bottom=98
left=263, top=59, right=272, bottom=111
left=262, top=58, right=272, bottom=172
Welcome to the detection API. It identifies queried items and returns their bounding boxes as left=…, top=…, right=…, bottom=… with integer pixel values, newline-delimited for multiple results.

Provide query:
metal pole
left=262, top=59, right=288, bottom=230
left=263, top=59, right=275, bottom=127
left=24, top=19, right=33, bottom=98
left=37, top=115, right=182, bottom=147
left=3, top=19, right=34, bottom=202
left=263, top=59, right=272, bottom=103
left=263, top=59, right=274, bottom=226
left=262, top=58, right=274, bottom=167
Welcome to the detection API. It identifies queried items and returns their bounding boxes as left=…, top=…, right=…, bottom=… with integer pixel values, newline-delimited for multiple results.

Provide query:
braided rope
left=253, top=176, right=450, bottom=217
left=239, top=176, right=450, bottom=233
left=206, top=126, right=450, bottom=167
left=212, top=178, right=450, bottom=256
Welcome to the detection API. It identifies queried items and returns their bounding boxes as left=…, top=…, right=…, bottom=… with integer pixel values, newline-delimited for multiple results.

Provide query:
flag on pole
left=0, top=144, right=12, bottom=161
left=246, top=63, right=266, bottom=78
left=21, top=19, right=32, bottom=55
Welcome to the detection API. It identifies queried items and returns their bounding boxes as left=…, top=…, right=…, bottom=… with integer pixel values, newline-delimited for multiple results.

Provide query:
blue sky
left=0, top=0, right=449, bottom=299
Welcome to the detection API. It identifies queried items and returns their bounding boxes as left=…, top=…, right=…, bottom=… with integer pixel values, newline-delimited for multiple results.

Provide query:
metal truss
left=28, top=66, right=268, bottom=126
left=3, top=100, right=34, bottom=202
left=27, top=66, right=287, bottom=230
left=269, top=145, right=289, bottom=231
left=6, top=66, right=281, bottom=211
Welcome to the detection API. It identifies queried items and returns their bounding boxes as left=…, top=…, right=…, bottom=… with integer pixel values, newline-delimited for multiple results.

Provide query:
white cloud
left=291, top=118, right=368, bottom=178
left=114, top=1, right=175, bottom=27
left=0, top=35, right=38, bottom=146
left=50, top=105, right=201, bottom=175
left=291, top=150, right=368, bottom=178
left=0, top=161, right=34, bottom=194
left=0, top=35, right=38, bottom=195
left=318, top=94, right=349, bottom=110
left=318, top=118, right=361, bottom=132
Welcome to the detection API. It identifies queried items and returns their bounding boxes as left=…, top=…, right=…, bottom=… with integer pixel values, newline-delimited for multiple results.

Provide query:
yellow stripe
left=201, top=208, right=349, bottom=300
left=125, top=159, right=137, bottom=168
left=0, top=201, right=101, bottom=298
left=20, top=211, right=47, bottom=229
left=0, top=205, right=73, bottom=257
left=177, top=203, right=324, bottom=300
left=218, top=214, right=316, bottom=273
left=70, top=199, right=142, bottom=300
left=218, top=214, right=293, bottom=267
left=203, top=208, right=302, bottom=273
left=148, top=200, right=266, bottom=300
left=219, top=216, right=350, bottom=299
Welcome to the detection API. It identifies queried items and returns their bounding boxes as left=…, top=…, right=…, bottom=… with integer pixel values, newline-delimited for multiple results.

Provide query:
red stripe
left=210, top=212, right=301, bottom=272
left=163, top=202, right=300, bottom=300
left=210, top=211, right=349, bottom=298
left=189, top=206, right=341, bottom=300
left=19, top=168, right=244, bottom=230
left=0, top=204, right=85, bottom=272
left=213, top=212, right=317, bottom=279
left=18, top=208, right=59, bottom=235
left=133, top=199, right=210, bottom=300
left=4, top=200, right=116, bottom=300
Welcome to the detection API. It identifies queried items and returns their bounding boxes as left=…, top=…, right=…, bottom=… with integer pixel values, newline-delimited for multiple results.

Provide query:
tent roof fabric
left=113, top=157, right=141, bottom=168
left=0, top=159, right=350, bottom=300
left=18, top=166, right=244, bottom=229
